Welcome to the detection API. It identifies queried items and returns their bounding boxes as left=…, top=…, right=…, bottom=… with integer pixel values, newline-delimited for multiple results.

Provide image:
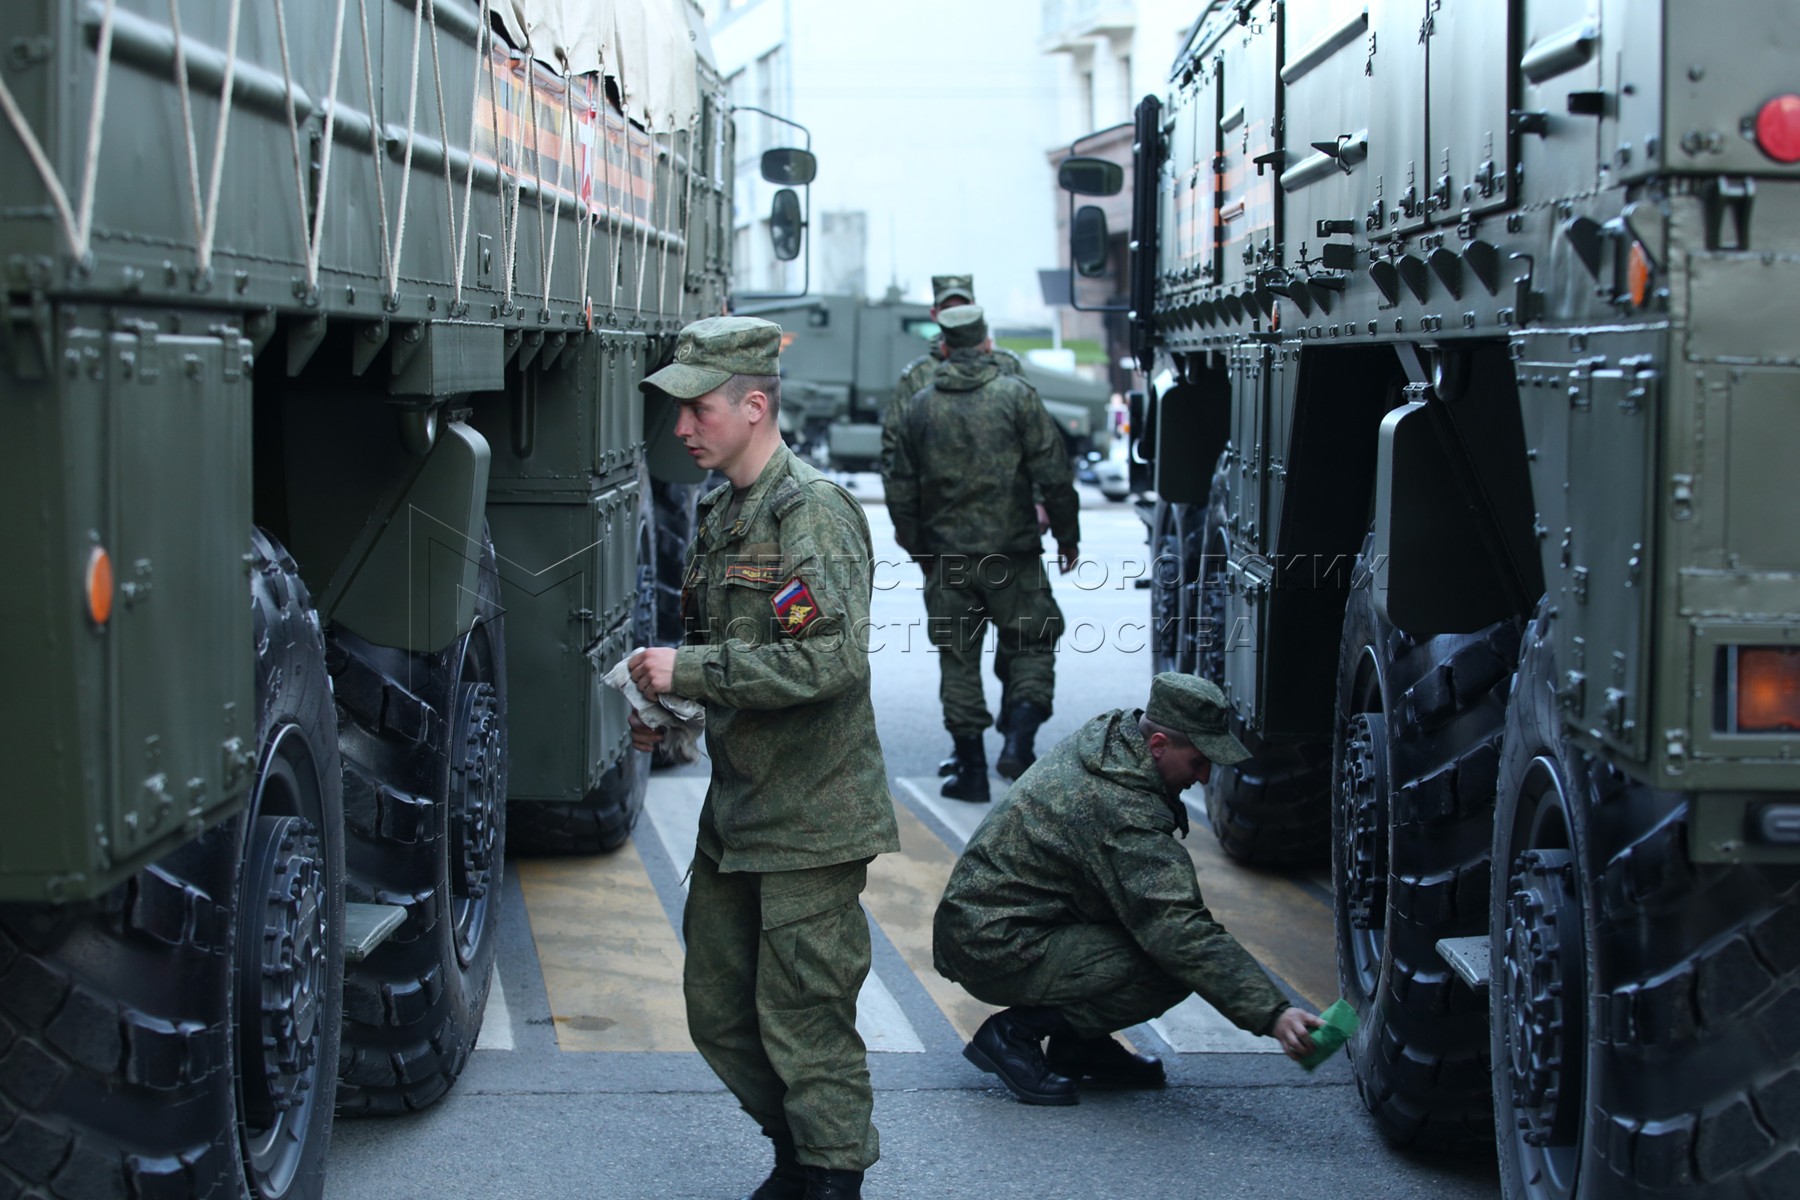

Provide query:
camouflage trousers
left=924, top=552, right=1064, bottom=736
left=950, top=923, right=1188, bottom=1039
left=683, top=850, right=880, bottom=1171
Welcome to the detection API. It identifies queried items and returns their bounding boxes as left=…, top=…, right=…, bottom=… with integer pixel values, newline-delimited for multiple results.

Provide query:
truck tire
left=1194, top=454, right=1332, bottom=865
left=0, top=529, right=344, bottom=1200
left=1147, top=498, right=1196, bottom=676
left=508, top=485, right=652, bottom=854
left=1332, top=540, right=1516, bottom=1151
left=1491, top=604, right=1800, bottom=1200
left=330, top=532, right=505, bottom=1116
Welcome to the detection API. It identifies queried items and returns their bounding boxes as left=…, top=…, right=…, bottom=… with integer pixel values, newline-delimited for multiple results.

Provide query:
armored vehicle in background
left=0, top=1, right=797, bottom=1195
left=744, top=292, right=1122, bottom=494
left=1062, top=1, right=1800, bottom=1194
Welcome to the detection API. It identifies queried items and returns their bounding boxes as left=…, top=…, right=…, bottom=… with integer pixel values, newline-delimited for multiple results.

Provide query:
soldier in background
left=629, top=316, right=898, bottom=1200
left=932, top=673, right=1323, bottom=1105
left=888, top=275, right=1052, bottom=786
left=882, top=305, right=1079, bottom=801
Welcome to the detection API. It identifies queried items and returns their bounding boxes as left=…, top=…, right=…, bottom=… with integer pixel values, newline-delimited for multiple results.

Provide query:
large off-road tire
left=1492, top=603, right=1800, bottom=1200
left=1333, top=539, right=1518, bottom=1151
left=330, top=532, right=506, bottom=1115
left=0, top=529, right=345, bottom=1200
left=649, top=477, right=698, bottom=649
left=1147, top=498, right=1194, bottom=677
left=1191, top=453, right=1332, bottom=865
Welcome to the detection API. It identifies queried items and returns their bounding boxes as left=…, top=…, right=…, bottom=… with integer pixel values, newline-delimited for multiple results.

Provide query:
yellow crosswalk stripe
left=1178, top=823, right=1339, bottom=1010
left=862, top=799, right=997, bottom=1042
left=516, top=843, right=696, bottom=1052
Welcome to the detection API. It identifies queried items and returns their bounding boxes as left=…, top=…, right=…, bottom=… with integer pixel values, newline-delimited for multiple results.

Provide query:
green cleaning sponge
left=1297, top=999, right=1359, bottom=1071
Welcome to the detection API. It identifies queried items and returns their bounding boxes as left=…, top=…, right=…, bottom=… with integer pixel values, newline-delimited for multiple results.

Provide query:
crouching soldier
left=931, top=673, right=1323, bottom=1104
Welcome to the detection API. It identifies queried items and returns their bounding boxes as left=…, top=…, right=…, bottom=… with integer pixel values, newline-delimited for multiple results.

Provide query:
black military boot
left=740, top=1131, right=804, bottom=1200
left=995, top=701, right=1049, bottom=781
left=940, top=734, right=990, bottom=802
left=800, top=1167, right=863, bottom=1199
left=936, top=736, right=962, bottom=777
left=962, top=1007, right=1078, bottom=1105
left=1045, top=1033, right=1167, bottom=1089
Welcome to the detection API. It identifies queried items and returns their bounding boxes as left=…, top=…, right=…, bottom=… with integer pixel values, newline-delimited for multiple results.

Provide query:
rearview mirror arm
left=731, top=106, right=812, bottom=302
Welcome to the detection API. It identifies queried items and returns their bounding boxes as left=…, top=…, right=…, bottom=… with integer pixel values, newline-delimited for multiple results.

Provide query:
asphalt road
left=324, top=479, right=1501, bottom=1200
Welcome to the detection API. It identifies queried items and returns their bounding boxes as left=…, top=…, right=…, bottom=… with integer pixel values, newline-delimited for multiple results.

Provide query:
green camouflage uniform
left=881, top=340, right=1079, bottom=736
left=932, top=708, right=1291, bottom=1038
left=649, top=319, right=900, bottom=1173
left=894, top=342, right=1024, bottom=408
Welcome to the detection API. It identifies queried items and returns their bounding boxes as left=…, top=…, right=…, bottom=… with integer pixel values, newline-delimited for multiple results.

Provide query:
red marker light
left=1754, top=94, right=1800, bottom=164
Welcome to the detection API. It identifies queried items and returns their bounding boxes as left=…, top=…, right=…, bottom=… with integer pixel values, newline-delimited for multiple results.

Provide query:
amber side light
left=1737, top=647, right=1800, bottom=732
left=86, top=545, right=114, bottom=626
left=1628, top=242, right=1652, bottom=307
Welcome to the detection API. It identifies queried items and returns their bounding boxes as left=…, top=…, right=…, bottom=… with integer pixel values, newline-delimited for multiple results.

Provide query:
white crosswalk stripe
left=641, top=775, right=926, bottom=1053
left=474, top=972, right=515, bottom=1051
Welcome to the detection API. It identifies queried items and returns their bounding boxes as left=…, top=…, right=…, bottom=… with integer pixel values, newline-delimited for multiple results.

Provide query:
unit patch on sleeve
left=771, top=576, right=821, bottom=635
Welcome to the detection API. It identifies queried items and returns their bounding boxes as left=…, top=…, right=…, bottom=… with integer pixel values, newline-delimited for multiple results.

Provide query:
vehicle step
left=1435, top=935, right=1490, bottom=990
left=344, top=902, right=408, bottom=963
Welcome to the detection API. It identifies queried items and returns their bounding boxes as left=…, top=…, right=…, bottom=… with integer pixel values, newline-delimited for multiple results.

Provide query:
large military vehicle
left=741, top=291, right=1123, bottom=495
left=1061, top=1, right=1800, bottom=1194
left=0, top=2, right=800, bottom=1196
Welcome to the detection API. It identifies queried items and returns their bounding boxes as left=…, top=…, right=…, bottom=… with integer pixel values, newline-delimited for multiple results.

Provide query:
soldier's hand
left=1056, top=541, right=1079, bottom=574
left=1270, top=1006, right=1325, bottom=1060
left=629, top=647, right=677, bottom=701
left=1036, top=503, right=1051, bottom=535
left=628, top=711, right=665, bottom=751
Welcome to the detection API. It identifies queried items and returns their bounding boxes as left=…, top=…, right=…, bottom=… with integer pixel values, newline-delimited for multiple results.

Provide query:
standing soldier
left=932, top=674, right=1325, bottom=1105
left=882, top=305, right=1079, bottom=802
left=888, top=275, right=1050, bottom=786
left=628, top=316, right=899, bottom=1200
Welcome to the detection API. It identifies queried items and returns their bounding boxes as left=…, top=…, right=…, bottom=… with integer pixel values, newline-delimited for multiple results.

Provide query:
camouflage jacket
left=671, top=444, right=901, bottom=872
left=894, top=344, right=1023, bottom=405
left=880, top=349, right=1079, bottom=556
left=932, top=709, right=1291, bottom=1035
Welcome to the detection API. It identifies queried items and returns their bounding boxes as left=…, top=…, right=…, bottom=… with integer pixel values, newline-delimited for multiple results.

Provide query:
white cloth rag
left=602, top=654, right=705, bottom=764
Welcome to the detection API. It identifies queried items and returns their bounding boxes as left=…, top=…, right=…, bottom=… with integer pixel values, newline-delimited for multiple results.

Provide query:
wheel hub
left=1505, top=848, right=1582, bottom=1150
left=451, top=680, right=502, bottom=904
left=240, top=815, right=326, bottom=1121
left=1339, top=712, right=1388, bottom=931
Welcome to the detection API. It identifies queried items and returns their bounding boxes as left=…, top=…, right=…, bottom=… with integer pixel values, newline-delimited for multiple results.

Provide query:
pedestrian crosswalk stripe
left=640, top=775, right=926, bottom=1054
left=474, top=972, right=514, bottom=1051
left=864, top=788, right=998, bottom=1043
left=1150, top=995, right=1280, bottom=1054
left=516, top=840, right=696, bottom=1052
left=902, top=774, right=999, bottom=846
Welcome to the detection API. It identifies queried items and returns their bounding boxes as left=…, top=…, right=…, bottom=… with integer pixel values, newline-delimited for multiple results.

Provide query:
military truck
left=0, top=2, right=805, bottom=1196
left=1061, top=1, right=1800, bottom=1194
left=740, top=291, right=1124, bottom=495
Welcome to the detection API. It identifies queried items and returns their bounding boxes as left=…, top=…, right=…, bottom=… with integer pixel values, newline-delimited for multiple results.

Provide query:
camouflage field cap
left=1146, top=673, right=1252, bottom=765
left=938, top=304, right=987, bottom=349
left=639, top=316, right=782, bottom=399
left=931, top=274, right=976, bottom=306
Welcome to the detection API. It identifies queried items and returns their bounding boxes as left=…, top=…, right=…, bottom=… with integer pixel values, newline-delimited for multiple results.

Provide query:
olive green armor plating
left=1080, top=1, right=1800, bottom=1192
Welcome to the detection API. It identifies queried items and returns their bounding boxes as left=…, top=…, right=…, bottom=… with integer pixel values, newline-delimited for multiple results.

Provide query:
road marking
left=640, top=775, right=925, bottom=1053
left=516, top=841, right=696, bottom=1052
left=902, top=774, right=1004, bottom=846
left=1180, top=797, right=1339, bottom=1010
left=1150, top=995, right=1279, bottom=1054
left=868, top=782, right=997, bottom=1042
left=474, top=972, right=514, bottom=1051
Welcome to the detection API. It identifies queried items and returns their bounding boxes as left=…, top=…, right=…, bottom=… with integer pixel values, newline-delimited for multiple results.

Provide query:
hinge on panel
left=0, top=290, right=52, bottom=381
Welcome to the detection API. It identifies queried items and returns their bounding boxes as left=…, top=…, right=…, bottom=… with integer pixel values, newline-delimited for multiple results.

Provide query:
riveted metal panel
left=1517, top=0, right=1602, bottom=205
left=1425, top=0, right=1517, bottom=223
left=1280, top=1, right=1375, bottom=254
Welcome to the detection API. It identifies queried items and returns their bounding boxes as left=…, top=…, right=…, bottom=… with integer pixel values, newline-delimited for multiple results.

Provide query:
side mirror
left=761, top=148, right=817, bottom=186
left=770, top=188, right=804, bottom=261
left=1058, top=155, right=1125, bottom=197
left=1073, top=206, right=1110, bottom=277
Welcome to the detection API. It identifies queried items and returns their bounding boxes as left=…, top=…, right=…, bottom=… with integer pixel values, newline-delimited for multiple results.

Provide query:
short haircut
left=1138, top=714, right=1194, bottom=749
left=721, top=373, right=781, bottom=417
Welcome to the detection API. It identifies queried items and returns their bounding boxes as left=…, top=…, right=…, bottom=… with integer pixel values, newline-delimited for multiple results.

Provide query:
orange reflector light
left=1738, top=647, right=1800, bottom=733
left=1628, top=241, right=1652, bottom=307
left=1755, top=94, right=1800, bottom=164
left=86, top=545, right=114, bottom=626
